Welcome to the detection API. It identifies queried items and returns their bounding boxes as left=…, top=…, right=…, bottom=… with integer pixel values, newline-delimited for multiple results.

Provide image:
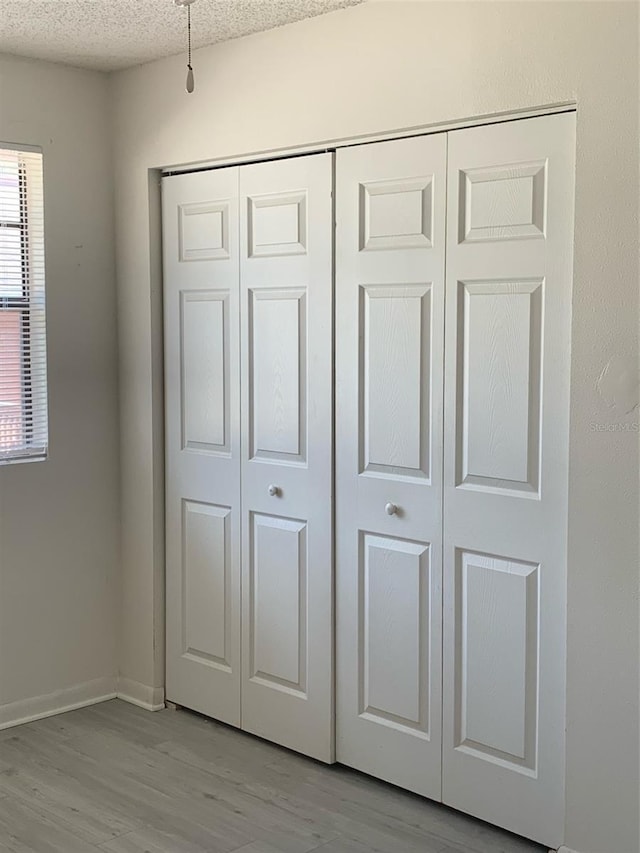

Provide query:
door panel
left=182, top=501, right=232, bottom=669
left=362, top=284, right=431, bottom=477
left=336, top=134, right=447, bottom=799
left=360, top=533, right=430, bottom=734
left=240, top=154, right=333, bottom=762
left=164, top=167, right=241, bottom=725
left=457, top=279, right=542, bottom=493
left=250, top=513, right=307, bottom=692
left=180, top=290, right=229, bottom=452
left=455, top=550, right=538, bottom=768
left=443, top=113, right=575, bottom=848
left=249, top=288, right=306, bottom=461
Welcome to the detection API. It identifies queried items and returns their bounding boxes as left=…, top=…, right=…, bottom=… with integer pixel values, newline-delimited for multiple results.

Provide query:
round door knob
left=385, top=502, right=398, bottom=516
left=268, top=484, right=280, bottom=497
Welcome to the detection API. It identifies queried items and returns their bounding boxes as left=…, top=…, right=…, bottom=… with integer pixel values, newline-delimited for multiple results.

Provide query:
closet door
left=442, top=112, right=575, bottom=848
left=239, top=154, right=334, bottom=762
left=336, top=135, right=447, bottom=797
left=163, top=167, right=241, bottom=725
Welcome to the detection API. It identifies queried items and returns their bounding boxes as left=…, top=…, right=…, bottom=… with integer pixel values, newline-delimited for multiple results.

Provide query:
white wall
left=112, top=3, right=639, bottom=852
left=0, top=55, right=120, bottom=722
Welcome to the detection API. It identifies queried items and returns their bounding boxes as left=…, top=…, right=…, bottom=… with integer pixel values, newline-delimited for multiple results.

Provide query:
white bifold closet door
left=335, top=134, right=447, bottom=799
left=164, top=166, right=242, bottom=726
left=164, top=112, right=575, bottom=847
left=239, top=154, right=334, bottom=762
left=336, top=112, right=575, bottom=849
left=442, top=112, right=575, bottom=849
left=163, top=153, right=333, bottom=762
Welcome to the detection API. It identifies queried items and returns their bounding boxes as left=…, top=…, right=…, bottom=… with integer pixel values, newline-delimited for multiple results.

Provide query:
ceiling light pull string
left=175, top=0, right=196, bottom=94
left=186, top=3, right=194, bottom=93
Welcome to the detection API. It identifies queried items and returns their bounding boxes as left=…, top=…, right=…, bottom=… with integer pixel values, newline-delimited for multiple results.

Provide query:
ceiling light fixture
left=174, top=0, right=196, bottom=94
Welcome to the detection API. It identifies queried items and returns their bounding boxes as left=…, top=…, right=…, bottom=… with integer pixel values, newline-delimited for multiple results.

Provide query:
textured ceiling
left=0, top=0, right=364, bottom=71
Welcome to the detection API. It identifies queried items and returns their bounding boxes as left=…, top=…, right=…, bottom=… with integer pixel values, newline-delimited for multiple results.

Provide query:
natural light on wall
left=0, top=146, right=48, bottom=464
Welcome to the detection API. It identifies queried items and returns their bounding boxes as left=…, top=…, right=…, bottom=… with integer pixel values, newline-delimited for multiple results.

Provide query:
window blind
left=0, top=146, right=48, bottom=463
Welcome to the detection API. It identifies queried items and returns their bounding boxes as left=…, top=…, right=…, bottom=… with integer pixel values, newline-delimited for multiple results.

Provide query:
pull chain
left=186, top=3, right=194, bottom=93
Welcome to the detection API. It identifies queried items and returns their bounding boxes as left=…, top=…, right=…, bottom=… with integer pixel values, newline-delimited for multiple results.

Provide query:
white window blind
left=0, top=146, right=48, bottom=463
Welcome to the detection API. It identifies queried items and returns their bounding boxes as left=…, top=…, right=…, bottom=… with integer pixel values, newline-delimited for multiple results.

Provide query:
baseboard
left=116, top=677, right=165, bottom=711
left=0, top=676, right=117, bottom=731
left=557, top=846, right=582, bottom=853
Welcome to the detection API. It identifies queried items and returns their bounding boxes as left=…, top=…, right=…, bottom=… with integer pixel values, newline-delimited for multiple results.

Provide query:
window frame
left=0, top=145, right=47, bottom=464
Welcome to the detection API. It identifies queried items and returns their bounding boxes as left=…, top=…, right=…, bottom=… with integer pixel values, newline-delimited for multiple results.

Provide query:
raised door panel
left=179, top=200, right=230, bottom=260
left=249, top=288, right=306, bottom=462
left=240, top=153, right=333, bottom=762
left=250, top=513, right=307, bottom=693
left=361, top=177, right=433, bottom=250
left=460, top=162, right=546, bottom=243
left=455, top=550, right=538, bottom=769
left=336, top=133, right=447, bottom=799
left=248, top=191, right=307, bottom=257
left=181, top=290, right=229, bottom=453
left=456, top=280, right=542, bottom=494
left=443, top=112, right=575, bottom=849
left=163, top=167, right=241, bottom=726
left=362, top=285, right=431, bottom=479
left=360, top=534, right=430, bottom=736
left=182, top=501, right=232, bottom=671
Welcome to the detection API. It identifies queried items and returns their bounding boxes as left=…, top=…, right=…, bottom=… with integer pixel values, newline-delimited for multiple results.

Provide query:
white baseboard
left=116, top=677, right=165, bottom=711
left=0, top=676, right=117, bottom=731
left=557, top=846, right=582, bottom=853
left=0, top=675, right=166, bottom=731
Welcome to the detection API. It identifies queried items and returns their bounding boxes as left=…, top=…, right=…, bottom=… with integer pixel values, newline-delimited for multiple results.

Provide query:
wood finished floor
left=0, top=699, right=546, bottom=853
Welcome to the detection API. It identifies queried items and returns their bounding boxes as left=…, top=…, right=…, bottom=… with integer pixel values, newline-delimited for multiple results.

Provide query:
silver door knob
left=268, top=484, right=280, bottom=497
left=385, top=502, right=398, bottom=516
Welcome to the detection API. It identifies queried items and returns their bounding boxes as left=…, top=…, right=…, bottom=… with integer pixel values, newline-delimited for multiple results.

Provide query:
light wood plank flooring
left=0, top=699, right=546, bottom=853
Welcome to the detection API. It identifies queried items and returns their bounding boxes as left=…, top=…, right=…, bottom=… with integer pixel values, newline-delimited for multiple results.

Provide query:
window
left=0, top=146, right=48, bottom=463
